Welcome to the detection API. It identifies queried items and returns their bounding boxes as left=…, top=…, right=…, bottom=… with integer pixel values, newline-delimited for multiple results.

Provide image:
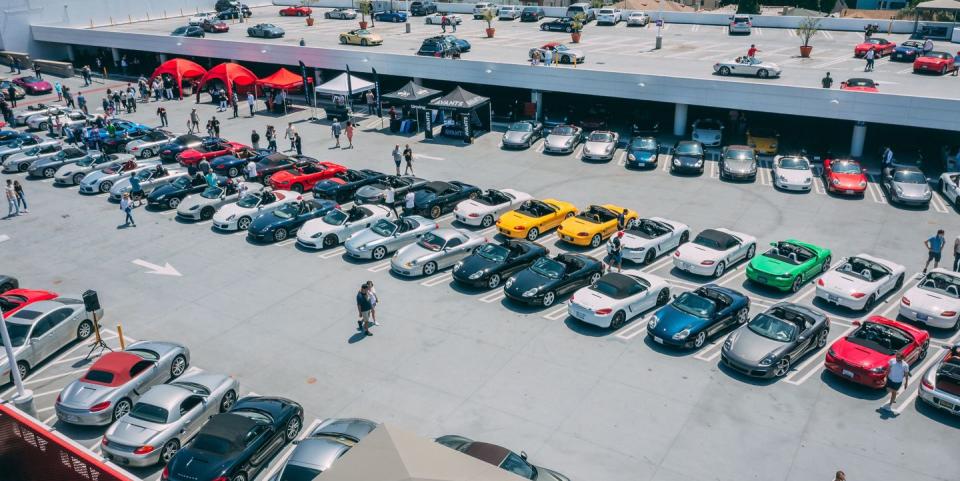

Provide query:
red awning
left=257, top=67, right=310, bottom=91
left=149, top=58, right=207, bottom=94
left=198, top=62, right=258, bottom=98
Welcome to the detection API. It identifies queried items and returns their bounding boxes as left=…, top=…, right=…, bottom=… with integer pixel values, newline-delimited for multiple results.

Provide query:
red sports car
left=825, top=316, right=930, bottom=388
left=0, top=289, right=58, bottom=318
left=840, top=78, right=879, bottom=92
left=12, top=76, right=53, bottom=95
left=279, top=6, right=312, bottom=16
left=201, top=19, right=230, bottom=33
left=268, top=161, right=348, bottom=193
left=177, top=141, right=248, bottom=167
left=913, top=51, right=958, bottom=75
left=822, top=158, right=867, bottom=195
left=854, top=38, right=896, bottom=58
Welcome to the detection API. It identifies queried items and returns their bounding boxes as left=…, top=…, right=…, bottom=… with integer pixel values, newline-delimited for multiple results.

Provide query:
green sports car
left=746, top=240, right=832, bottom=292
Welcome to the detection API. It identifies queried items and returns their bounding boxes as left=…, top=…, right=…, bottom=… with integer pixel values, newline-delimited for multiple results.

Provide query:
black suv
left=215, top=0, right=251, bottom=18
left=520, top=6, right=545, bottom=22
left=417, top=37, right=455, bottom=57
left=410, top=1, right=438, bottom=15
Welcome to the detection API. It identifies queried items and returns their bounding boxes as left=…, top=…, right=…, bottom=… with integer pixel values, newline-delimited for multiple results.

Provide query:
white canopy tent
left=314, top=73, right=375, bottom=95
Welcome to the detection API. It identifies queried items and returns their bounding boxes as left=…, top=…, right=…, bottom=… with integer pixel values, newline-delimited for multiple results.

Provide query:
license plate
left=936, top=398, right=956, bottom=411
left=572, top=310, right=585, bottom=320
left=653, top=336, right=664, bottom=344
left=757, top=275, right=768, bottom=283
left=500, top=229, right=510, bottom=235
left=916, top=313, right=928, bottom=321
left=842, top=369, right=854, bottom=378
left=828, top=295, right=840, bottom=303
left=562, top=235, right=572, bottom=241
left=845, top=190, right=854, bottom=195
left=677, top=262, right=686, bottom=269
left=65, top=414, right=80, bottom=422
left=922, top=65, right=928, bottom=70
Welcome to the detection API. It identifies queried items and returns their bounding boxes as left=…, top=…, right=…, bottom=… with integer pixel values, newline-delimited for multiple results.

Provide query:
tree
left=796, top=16, right=821, bottom=47
left=737, top=0, right=760, bottom=14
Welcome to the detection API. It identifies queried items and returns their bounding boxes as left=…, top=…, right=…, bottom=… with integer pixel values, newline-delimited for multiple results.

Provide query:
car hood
left=506, top=268, right=556, bottom=294
left=651, top=305, right=708, bottom=336
left=675, top=154, right=702, bottom=165
left=58, top=380, right=115, bottom=410
left=676, top=243, right=719, bottom=263
left=456, top=253, right=501, bottom=276
left=693, top=128, right=721, bottom=137
left=180, top=194, right=224, bottom=212
left=546, top=134, right=575, bottom=146
left=778, top=169, right=812, bottom=183
left=503, top=131, right=532, bottom=143
left=413, top=190, right=437, bottom=206
left=106, top=417, right=164, bottom=447
left=298, top=217, right=341, bottom=238
left=893, top=181, right=930, bottom=197
left=629, top=149, right=657, bottom=160
left=723, top=159, right=755, bottom=172
left=166, top=447, right=235, bottom=481
left=726, top=328, right=783, bottom=364
left=313, top=179, right=345, bottom=193
left=584, top=141, right=614, bottom=153
left=830, top=338, right=887, bottom=369
left=393, top=243, right=437, bottom=266
left=345, top=228, right=389, bottom=249
left=80, top=169, right=116, bottom=184
left=830, top=172, right=866, bottom=187
left=149, top=183, right=183, bottom=199
left=354, top=185, right=385, bottom=200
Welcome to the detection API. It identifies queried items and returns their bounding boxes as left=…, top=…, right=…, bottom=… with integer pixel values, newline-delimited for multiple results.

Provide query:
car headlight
left=627, top=153, right=636, bottom=161
left=723, top=336, right=733, bottom=349
left=758, top=354, right=776, bottom=367
left=870, top=366, right=886, bottom=373
left=770, top=143, right=777, bottom=149
left=358, top=245, right=368, bottom=251
left=522, top=288, right=539, bottom=298
left=505, top=277, right=516, bottom=288
left=827, top=348, right=836, bottom=357
left=311, top=232, right=323, bottom=239
left=469, top=270, right=485, bottom=280
left=672, top=328, right=691, bottom=340
left=832, top=178, right=841, bottom=185
left=454, top=261, right=463, bottom=272
left=565, top=139, right=574, bottom=147
left=895, top=185, right=903, bottom=195
left=226, top=214, right=236, bottom=221
left=648, top=315, right=659, bottom=329
left=858, top=181, right=866, bottom=188
left=189, top=205, right=199, bottom=211
left=154, top=195, right=165, bottom=201
left=778, top=175, right=788, bottom=182
left=673, top=158, right=680, bottom=166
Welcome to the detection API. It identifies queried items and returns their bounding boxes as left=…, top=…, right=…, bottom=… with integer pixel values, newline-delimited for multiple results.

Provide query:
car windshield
left=778, top=157, right=810, bottom=170
left=893, top=171, right=926, bottom=184
left=277, top=464, right=323, bottom=481
left=509, top=122, right=533, bottom=132
left=236, top=193, right=260, bottom=208
left=830, top=160, right=861, bottom=174
left=172, top=27, right=188, bottom=34
left=323, top=209, right=348, bottom=225
left=867, top=38, right=883, bottom=44
left=500, top=452, right=536, bottom=480
left=417, top=232, right=445, bottom=251
left=630, top=138, right=657, bottom=150
left=170, top=177, right=191, bottom=189
left=23, top=147, right=40, bottom=156
left=476, top=243, right=509, bottom=262
left=675, top=143, right=702, bottom=155
left=371, top=219, right=397, bottom=237
left=697, top=120, right=722, bottom=130
left=672, top=292, right=715, bottom=318
left=924, top=52, right=952, bottom=60
left=128, top=403, right=169, bottom=424
left=201, top=187, right=224, bottom=199
left=192, top=434, right=234, bottom=454
left=747, top=314, right=797, bottom=342
left=133, top=170, right=152, bottom=181
left=551, top=126, right=575, bottom=136
left=589, top=132, right=614, bottom=142
left=530, top=257, right=564, bottom=279
left=724, top=149, right=754, bottom=161
left=274, top=203, right=300, bottom=219
left=2, top=322, right=30, bottom=347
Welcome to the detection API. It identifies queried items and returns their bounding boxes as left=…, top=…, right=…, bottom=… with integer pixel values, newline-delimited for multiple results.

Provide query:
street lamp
left=655, top=0, right=664, bottom=50
left=0, top=305, right=36, bottom=417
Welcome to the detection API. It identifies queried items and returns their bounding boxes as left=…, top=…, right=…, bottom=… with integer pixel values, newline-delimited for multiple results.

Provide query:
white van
left=473, top=2, right=499, bottom=19
left=498, top=5, right=521, bottom=20
left=566, top=2, right=595, bottom=21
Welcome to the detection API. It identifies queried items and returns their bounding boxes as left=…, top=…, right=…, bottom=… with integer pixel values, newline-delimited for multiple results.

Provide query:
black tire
left=526, top=227, right=539, bottom=241
left=736, top=307, right=749, bottom=324
left=790, top=276, right=803, bottom=293
left=918, top=341, right=929, bottom=362
left=227, top=167, right=239, bottom=177
left=201, top=207, right=215, bottom=220
left=565, top=26, right=572, bottom=33
left=273, top=228, right=288, bottom=242
left=590, top=234, right=602, bottom=248
left=42, top=167, right=55, bottom=178
left=422, top=261, right=438, bottom=276
left=657, top=289, right=670, bottom=306
left=480, top=215, right=494, bottom=228
left=170, top=354, right=188, bottom=378
left=821, top=256, right=832, bottom=274
left=77, top=320, right=93, bottom=340
left=487, top=273, right=501, bottom=289
left=323, top=234, right=339, bottom=248
left=714, top=261, right=726, bottom=278
left=773, top=358, right=791, bottom=377
left=372, top=246, right=387, bottom=260
left=113, top=398, right=132, bottom=421
left=468, top=191, right=479, bottom=200
left=284, top=416, right=302, bottom=442
left=73, top=173, right=85, bottom=185
left=895, top=274, right=904, bottom=290
left=18, top=162, right=28, bottom=172
left=99, top=180, right=113, bottom=193
left=237, top=216, right=251, bottom=230
left=541, top=291, right=556, bottom=307
left=746, top=244, right=756, bottom=259
left=291, top=184, right=303, bottom=193
left=540, top=24, right=547, bottom=31
left=644, top=250, right=656, bottom=265
left=757, top=69, right=769, bottom=78
left=15, top=361, right=29, bottom=381
left=340, top=36, right=348, bottom=44
left=718, top=66, right=731, bottom=76
left=611, top=311, right=626, bottom=329
left=167, top=197, right=181, bottom=209
left=589, top=272, right=602, bottom=285
left=430, top=205, right=442, bottom=219
left=232, top=473, right=247, bottom=481
left=38, top=122, right=48, bottom=131
left=680, top=231, right=689, bottom=244
left=816, top=329, right=829, bottom=348
left=140, top=148, right=153, bottom=158
left=160, top=439, right=180, bottom=464
left=361, top=39, right=368, bottom=46
left=560, top=55, right=570, bottom=64
left=219, top=390, right=237, bottom=412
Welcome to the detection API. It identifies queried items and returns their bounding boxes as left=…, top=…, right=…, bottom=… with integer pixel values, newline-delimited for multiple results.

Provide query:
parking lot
left=2, top=67, right=960, bottom=481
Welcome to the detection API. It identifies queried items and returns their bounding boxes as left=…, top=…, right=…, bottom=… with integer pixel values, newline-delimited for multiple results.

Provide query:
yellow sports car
left=496, top=198, right=578, bottom=241
left=557, top=204, right=638, bottom=247
left=747, top=127, right=779, bottom=155
left=339, top=29, right=383, bottom=46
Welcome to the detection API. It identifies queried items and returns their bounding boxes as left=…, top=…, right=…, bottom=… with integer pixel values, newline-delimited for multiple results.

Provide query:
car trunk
left=936, top=360, right=960, bottom=397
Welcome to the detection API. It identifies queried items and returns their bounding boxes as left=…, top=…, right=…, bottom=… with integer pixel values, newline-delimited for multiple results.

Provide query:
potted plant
left=570, top=13, right=586, bottom=43
left=358, top=0, right=372, bottom=29
left=482, top=9, right=495, bottom=38
left=796, top=16, right=820, bottom=58
left=306, top=13, right=314, bottom=26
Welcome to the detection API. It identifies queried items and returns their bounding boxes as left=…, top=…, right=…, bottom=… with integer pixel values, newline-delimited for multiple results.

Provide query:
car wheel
left=487, top=273, right=501, bottom=289
left=227, top=167, right=239, bottom=177
left=42, top=167, right=56, bottom=178
left=39, top=122, right=48, bottom=130
left=325, top=13, right=331, bottom=18
left=757, top=69, right=769, bottom=78
left=113, top=398, right=132, bottom=421
left=821, top=256, right=832, bottom=273
left=480, top=215, right=494, bottom=228
left=99, top=180, right=113, bottom=193
left=361, top=39, right=368, bottom=46
left=644, top=250, right=656, bottom=265
left=590, top=234, right=602, bottom=248
left=274, top=228, right=288, bottom=242
left=372, top=246, right=387, bottom=260
left=718, top=66, right=731, bottom=76
left=76, top=320, right=93, bottom=340
left=918, top=340, right=929, bottom=362
left=894, top=274, right=904, bottom=290
left=540, top=24, right=546, bottom=30
left=323, top=234, right=339, bottom=248
left=16, top=361, right=29, bottom=381
left=680, top=231, right=689, bottom=244
left=422, top=261, right=437, bottom=276
left=736, top=307, right=749, bottom=324
left=816, top=329, right=829, bottom=348
left=526, top=227, right=539, bottom=241
left=18, top=162, right=28, bottom=172
left=232, top=473, right=247, bottom=481
left=160, top=439, right=180, bottom=464
left=541, top=291, right=556, bottom=307
left=285, top=416, right=302, bottom=442
left=140, top=148, right=153, bottom=158
left=291, top=184, right=303, bottom=193
left=693, top=331, right=707, bottom=349
left=340, top=36, right=348, bottom=44
left=790, top=276, right=803, bottom=293
left=611, top=311, right=626, bottom=329
left=237, top=216, right=251, bottom=230
left=746, top=244, right=756, bottom=259
left=565, top=26, right=572, bottom=33
left=714, top=261, right=726, bottom=278
left=219, top=390, right=237, bottom=412
left=167, top=197, right=181, bottom=209
left=429, top=205, right=442, bottom=219
left=589, top=272, right=602, bottom=285
left=170, top=354, right=188, bottom=378
left=201, top=207, right=215, bottom=220
left=773, top=358, right=791, bottom=377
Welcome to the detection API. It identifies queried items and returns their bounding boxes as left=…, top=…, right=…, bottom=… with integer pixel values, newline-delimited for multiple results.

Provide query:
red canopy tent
left=149, top=58, right=206, bottom=94
left=198, top=62, right=258, bottom=98
left=256, top=67, right=310, bottom=93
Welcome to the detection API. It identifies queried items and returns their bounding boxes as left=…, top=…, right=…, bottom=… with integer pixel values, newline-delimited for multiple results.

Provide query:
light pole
left=0, top=306, right=36, bottom=417
left=655, top=0, right=663, bottom=50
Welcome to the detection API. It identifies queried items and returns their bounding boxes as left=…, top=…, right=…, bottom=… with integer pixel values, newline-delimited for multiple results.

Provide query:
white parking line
left=820, top=30, right=833, bottom=40
left=543, top=303, right=569, bottom=320
left=930, top=192, right=950, bottom=213
left=36, top=406, right=56, bottom=414
left=195, top=220, right=212, bottom=226
left=892, top=347, right=945, bottom=414
left=866, top=178, right=886, bottom=204
left=421, top=272, right=452, bottom=287
left=813, top=177, right=826, bottom=195
left=479, top=226, right=498, bottom=236
left=479, top=290, right=506, bottom=303
left=694, top=340, right=724, bottom=362
left=717, top=267, right=747, bottom=287
left=367, top=261, right=392, bottom=273
left=318, top=246, right=346, bottom=259
left=709, top=161, right=718, bottom=179
left=897, top=67, right=914, bottom=74
left=812, top=55, right=851, bottom=69
left=616, top=151, right=627, bottom=166
left=573, top=145, right=584, bottom=158
left=661, top=154, right=672, bottom=172
left=754, top=27, right=762, bottom=36
left=643, top=254, right=675, bottom=274
left=160, top=210, right=176, bottom=217
left=43, top=414, right=57, bottom=424
left=436, top=213, right=455, bottom=223
left=785, top=324, right=856, bottom=385
left=534, top=139, right=545, bottom=153
left=614, top=315, right=650, bottom=340
left=275, top=238, right=297, bottom=247
left=24, top=368, right=89, bottom=386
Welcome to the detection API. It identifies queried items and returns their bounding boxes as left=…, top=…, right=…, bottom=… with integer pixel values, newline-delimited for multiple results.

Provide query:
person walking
left=247, top=92, right=256, bottom=116
left=64, top=88, right=75, bottom=109
left=331, top=119, right=342, bottom=148
left=924, top=229, right=946, bottom=274
left=120, top=192, right=136, bottom=227
left=251, top=129, right=260, bottom=150
left=190, top=109, right=200, bottom=133
left=199, top=158, right=211, bottom=176
left=6, top=55, right=14, bottom=73
left=356, top=283, right=374, bottom=336
left=345, top=121, right=354, bottom=148
left=365, top=90, right=376, bottom=114
left=6, top=180, right=19, bottom=217
left=6, top=85, right=16, bottom=108
left=403, top=144, right=413, bottom=174
left=923, top=38, right=934, bottom=54
left=245, top=157, right=258, bottom=182
left=219, top=88, right=228, bottom=112
left=266, top=125, right=277, bottom=152
left=881, top=351, right=910, bottom=412
left=864, top=48, right=875, bottom=72
left=285, top=123, right=297, bottom=151
left=12, top=180, right=27, bottom=214
left=156, top=106, right=168, bottom=127
left=392, top=144, right=402, bottom=175
left=129, top=174, right=144, bottom=206
left=33, top=62, right=42, bottom=80
left=954, top=51, right=960, bottom=77
left=609, top=231, right=624, bottom=273
left=212, top=116, right=221, bottom=138
left=441, top=15, right=448, bottom=32
left=821, top=72, right=833, bottom=89
left=231, top=91, right=239, bottom=119
left=365, top=280, right=379, bottom=326
left=13, top=57, right=21, bottom=75
left=54, top=81, right=62, bottom=101
left=401, top=190, right=415, bottom=216
left=953, top=234, right=960, bottom=272
left=747, top=44, right=759, bottom=59
left=294, top=132, right=303, bottom=156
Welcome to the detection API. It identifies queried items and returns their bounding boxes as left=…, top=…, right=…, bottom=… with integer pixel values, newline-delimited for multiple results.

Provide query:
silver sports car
left=0, top=138, right=61, bottom=163
left=270, top=418, right=378, bottom=481
left=12, top=103, right=61, bottom=126
left=721, top=303, right=830, bottom=378
left=713, top=57, right=782, bottom=78
left=390, top=228, right=487, bottom=277
left=353, top=175, right=427, bottom=204
left=345, top=216, right=439, bottom=260
left=102, top=370, right=239, bottom=467
left=581, top=130, right=619, bottom=161
left=25, top=147, right=90, bottom=178
left=78, top=159, right=160, bottom=194
left=2, top=143, right=65, bottom=173
left=543, top=124, right=583, bottom=154
left=56, top=340, right=191, bottom=426
left=125, top=129, right=177, bottom=158
left=881, top=166, right=932, bottom=206
left=501, top=121, right=543, bottom=149
left=109, top=167, right=189, bottom=201
left=0, top=298, right=102, bottom=382
left=178, top=181, right=265, bottom=222
left=54, top=153, right=136, bottom=186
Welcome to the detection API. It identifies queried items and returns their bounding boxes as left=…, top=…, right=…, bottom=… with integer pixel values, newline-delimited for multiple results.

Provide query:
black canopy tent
left=380, top=81, right=442, bottom=133
left=424, top=86, right=492, bottom=142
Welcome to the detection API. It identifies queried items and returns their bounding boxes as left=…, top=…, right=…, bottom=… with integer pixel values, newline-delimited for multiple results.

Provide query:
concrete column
left=412, top=77, right=424, bottom=84
left=110, top=48, right=121, bottom=64
left=673, top=103, right=688, bottom=137
left=158, top=53, right=168, bottom=63
left=531, top=90, right=543, bottom=121
left=850, top=121, right=867, bottom=158
left=65, top=45, right=75, bottom=62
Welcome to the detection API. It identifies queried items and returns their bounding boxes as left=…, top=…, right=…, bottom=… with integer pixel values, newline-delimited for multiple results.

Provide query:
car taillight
left=514, top=226, right=524, bottom=230
left=595, top=308, right=612, bottom=315
left=922, top=378, right=934, bottom=389
left=851, top=292, right=866, bottom=299
left=700, top=260, right=715, bottom=266
left=943, top=311, right=957, bottom=317
left=817, top=279, right=824, bottom=286
left=129, top=146, right=138, bottom=151
left=901, top=296, right=911, bottom=306
left=161, top=466, right=169, bottom=480
left=56, top=393, right=61, bottom=404
left=89, top=401, right=111, bottom=412
left=577, top=232, right=588, bottom=237
left=212, top=477, right=229, bottom=481
left=101, top=437, right=108, bottom=447
left=134, top=445, right=155, bottom=455
left=674, top=251, right=680, bottom=257
left=468, top=213, right=479, bottom=217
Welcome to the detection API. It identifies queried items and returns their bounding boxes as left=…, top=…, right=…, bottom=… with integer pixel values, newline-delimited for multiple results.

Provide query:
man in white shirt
left=404, top=191, right=415, bottom=216
left=245, top=159, right=258, bottom=182
left=384, top=187, right=397, bottom=217
left=883, top=352, right=910, bottom=411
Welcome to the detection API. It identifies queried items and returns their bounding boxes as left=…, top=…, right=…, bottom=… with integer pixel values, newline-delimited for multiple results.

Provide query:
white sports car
left=691, top=118, right=723, bottom=147
left=390, top=228, right=487, bottom=277
left=208, top=188, right=295, bottom=229
left=424, top=13, right=462, bottom=24
left=296, top=204, right=394, bottom=249
left=773, top=155, right=814, bottom=191
left=53, top=153, right=135, bottom=186
left=25, top=110, right=90, bottom=131
left=568, top=269, right=671, bottom=329
left=581, top=130, right=619, bottom=161
left=938, top=172, right=960, bottom=209
left=609, top=217, right=690, bottom=264
left=78, top=160, right=160, bottom=194
left=109, top=167, right=189, bottom=201
left=673, top=228, right=757, bottom=277
left=453, top=188, right=532, bottom=228
left=815, top=254, right=906, bottom=311
left=189, top=12, right=219, bottom=25
left=713, top=57, right=782, bottom=78
left=344, top=216, right=440, bottom=260
left=899, top=268, right=960, bottom=330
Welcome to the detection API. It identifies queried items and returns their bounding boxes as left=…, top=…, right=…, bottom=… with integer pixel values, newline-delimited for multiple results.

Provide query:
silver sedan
left=56, top=340, right=191, bottom=426
left=0, top=298, right=101, bottom=382
left=391, top=228, right=487, bottom=277
left=345, top=216, right=439, bottom=260
left=102, top=370, right=239, bottom=467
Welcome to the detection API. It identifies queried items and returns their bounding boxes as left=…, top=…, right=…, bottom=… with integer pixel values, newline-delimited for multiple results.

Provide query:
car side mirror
left=769, top=241, right=777, bottom=247
left=672, top=294, right=678, bottom=299
left=520, top=450, right=528, bottom=460
left=798, top=335, right=807, bottom=342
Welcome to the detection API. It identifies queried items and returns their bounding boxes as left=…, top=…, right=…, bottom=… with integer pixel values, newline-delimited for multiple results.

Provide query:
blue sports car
left=210, top=148, right=274, bottom=178
left=647, top=285, right=750, bottom=349
left=891, top=40, right=924, bottom=62
left=626, top=136, right=660, bottom=169
left=374, top=11, right=407, bottom=22
left=87, top=120, right=152, bottom=141
left=438, top=35, right=471, bottom=52
left=247, top=199, right=339, bottom=243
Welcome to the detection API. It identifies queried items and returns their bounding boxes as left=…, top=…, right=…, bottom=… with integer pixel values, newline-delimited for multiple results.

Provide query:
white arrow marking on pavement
left=132, top=259, right=182, bottom=276
left=0, top=234, right=9, bottom=243
left=414, top=154, right=445, bottom=161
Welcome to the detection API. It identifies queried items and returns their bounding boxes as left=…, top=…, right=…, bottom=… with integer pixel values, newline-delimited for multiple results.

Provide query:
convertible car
left=822, top=158, right=867, bottom=195
left=746, top=240, right=832, bottom=292
left=344, top=216, right=440, bottom=260
left=816, top=254, right=905, bottom=311
left=824, top=316, right=929, bottom=388
left=296, top=204, right=394, bottom=249
left=570, top=269, right=671, bottom=330
left=267, top=161, right=348, bottom=193
left=673, top=228, right=757, bottom=278
left=453, top=240, right=549, bottom=289
left=246, top=199, right=339, bottom=243
left=311, top=169, right=387, bottom=203
left=610, top=217, right=689, bottom=265
left=391, top=228, right=487, bottom=277
left=713, top=57, right=781, bottom=78
left=557, top=204, right=637, bottom=247
left=496, top=198, right=578, bottom=241
left=722, top=303, right=831, bottom=378
left=453, top=188, right=532, bottom=228
left=504, top=253, right=603, bottom=308
left=899, top=268, right=960, bottom=330
left=339, top=29, right=383, bottom=46
left=647, top=284, right=749, bottom=348
left=410, top=180, right=481, bottom=219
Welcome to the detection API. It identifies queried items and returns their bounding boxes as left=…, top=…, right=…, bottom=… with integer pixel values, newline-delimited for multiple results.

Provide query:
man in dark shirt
left=357, top=284, right=373, bottom=336
left=821, top=72, right=833, bottom=89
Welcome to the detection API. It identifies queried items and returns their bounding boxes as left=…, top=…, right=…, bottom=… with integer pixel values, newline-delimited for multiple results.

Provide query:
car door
left=541, top=204, right=561, bottom=231
left=440, top=237, right=470, bottom=268
left=800, top=248, right=822, bottom=280
left=943, top=176, right=960, bottom=203
left=22, top=318, right=50, bottom=366
left=627, top=282, right=652, bottom=315
left=178, top=395, right=207, bottom=439
left=129, top=360, right=162, bottom=394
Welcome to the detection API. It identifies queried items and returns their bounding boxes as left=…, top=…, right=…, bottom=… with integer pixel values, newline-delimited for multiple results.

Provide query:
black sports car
left=158, top=134, right=208, bottom=163
left=171, top=26, right=205, bottom=38
left=540, top=18, right=576, bottom=32
left=163, top=396, right=302, bottom=481
left=247, top=23, right=285, bottom=38
left=147, top=174, right=211, bottom=209
left=100, top=129, right=154, bottom=154
left=354, top=175, right=428, bottom=204
left=504, top=253, right=604, bottom=307
left=0, top=275, right=18, bottom=293
left=453, top=240, right=549, bottom=289
left=211, top=148, right=273, bottom=178
left=411, top=180, right=480, bottom=219
left=670, top=140, right=705, bottom=174
left=311, top=169, right=386, bottom=203
left=247, top=199, right=338, bottom=243
left=254, top=153, right=310, bottom=184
